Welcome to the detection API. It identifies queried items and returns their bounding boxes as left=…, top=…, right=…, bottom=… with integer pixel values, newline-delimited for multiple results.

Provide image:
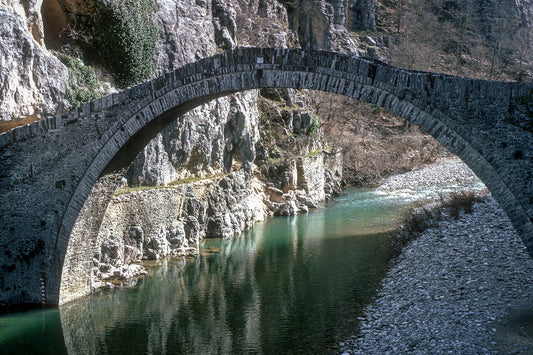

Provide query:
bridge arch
left=3, top=48, right=531, bottom=305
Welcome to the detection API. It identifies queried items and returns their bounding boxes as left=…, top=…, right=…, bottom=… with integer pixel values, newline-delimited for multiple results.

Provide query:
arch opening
left=51, top=48, right=533, bottom=305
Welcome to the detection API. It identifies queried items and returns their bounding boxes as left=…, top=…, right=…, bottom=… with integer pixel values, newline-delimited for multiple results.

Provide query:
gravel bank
left=377, top=159, right=479, bottom=191
left=340, top=197, right=533, bottom=354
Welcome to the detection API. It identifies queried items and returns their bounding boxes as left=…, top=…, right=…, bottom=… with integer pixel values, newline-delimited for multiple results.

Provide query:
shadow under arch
left=54, top=47, right=533, bottom=305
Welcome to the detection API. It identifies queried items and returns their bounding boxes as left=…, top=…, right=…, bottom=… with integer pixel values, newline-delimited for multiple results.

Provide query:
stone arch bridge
left=1, top=47, right=532, bottom=306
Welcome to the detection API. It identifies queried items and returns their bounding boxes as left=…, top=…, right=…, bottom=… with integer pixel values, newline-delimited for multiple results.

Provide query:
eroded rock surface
left=93, top=172, right=266, bottom=288
left=0, top=6, right=68, bottom=121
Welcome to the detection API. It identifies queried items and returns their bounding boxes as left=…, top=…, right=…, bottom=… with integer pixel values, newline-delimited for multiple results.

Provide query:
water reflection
left=0, top=307, right=67, bottom=354
left=2, top=183, right=486, bottom=354
left=56, top=190, right=396, bottom=354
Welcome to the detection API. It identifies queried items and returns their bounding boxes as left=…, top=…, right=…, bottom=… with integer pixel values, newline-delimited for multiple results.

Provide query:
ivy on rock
left=80, top=0, right=159, bottom=88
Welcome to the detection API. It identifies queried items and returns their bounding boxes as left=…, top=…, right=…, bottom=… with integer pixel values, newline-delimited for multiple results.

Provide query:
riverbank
left=376, top=157, right=479, bottom=191
left=340, top=163, right=533, bottom=353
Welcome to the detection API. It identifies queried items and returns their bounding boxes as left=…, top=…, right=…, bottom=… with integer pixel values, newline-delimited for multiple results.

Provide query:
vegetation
left=310, top=91, right=446, bottom=186
left=268, top=156, right=282, bottom=166
left=0, top=114, right=39, bottom=133
left=115, top=173, right=227, bottom=196
left=167, top=173, right=227, bottom=186
left=114, top=185, right=166, bottom=196
left=58, top=53, right=107, bottom=109
left=255, top=90, right=327, bottom=168
left=306, top=149, right=322, bottom=157
left=390, top=190, right=489, bottom=256
left=234, top=0, right=296, bottom=48
left=76, top=0, right=159, bottom=88
left=308, top=114, right=320, bottom=135
left=379, top=0, right=533, bottom=81
left=444, top=190, right=485, bottom=218
left=311, top=1, right=531, bottom=185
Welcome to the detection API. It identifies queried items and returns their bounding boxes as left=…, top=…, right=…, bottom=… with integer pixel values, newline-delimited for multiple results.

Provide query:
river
left=0, top=180, right=485, bottom=354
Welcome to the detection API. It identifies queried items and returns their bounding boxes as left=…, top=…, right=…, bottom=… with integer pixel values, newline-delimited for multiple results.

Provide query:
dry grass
left=442, top=190, right=487, bottom=219
left=312, top=91, right=448, bottom=186
left=390, top=189, right=489, bottom=257
left=0, top=114, right=40, bottom=134
left=115, top=173, right=228, bottom=196
left=166, top=173, right=227, bottom=186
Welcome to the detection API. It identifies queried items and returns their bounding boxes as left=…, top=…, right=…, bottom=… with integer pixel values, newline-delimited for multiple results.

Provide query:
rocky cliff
left=2, top=0, right=533, bottom=121
left=281, top=0, right=375, bottom=52
left=93, top=171, right=268, bottom=287
left=1, top=0, right=532, bottom=289
left=0, top=2, right=69, bottom=121
left=87, top=0, right=343, bottom=286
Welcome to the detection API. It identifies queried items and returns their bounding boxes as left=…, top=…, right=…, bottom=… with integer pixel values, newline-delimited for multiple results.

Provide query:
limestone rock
left=470, top=0, right=533, bottom=43
left=298, top=155, right=326, bottom=203
left=348, top=0, right=376, bottom=31
left=126, top=100, right=229, bottom=186
left=127, top=91, right=259, bottom=186
left=154, top=0, right=217, bottom=74
left=93, top=171, right=270, bottom=288
left=1, top=0, right=45, bottom=45
left=277, top=197, right=300, bottom=216
left=223, top=94, right=260, bottom=173
left=213, top=0, right=237, bottom=50
left=233, top=0, right=292, bottom=47
left=0, top=8, right=68, bottom=121
left=281, top=0, right=365, bottom=54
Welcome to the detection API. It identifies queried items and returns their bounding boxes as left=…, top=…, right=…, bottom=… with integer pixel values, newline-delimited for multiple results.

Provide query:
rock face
left=349, top=0, right=376, bottom=31
left=282, top=0, right=365, bottom=53
left=470, top=0, right=533, bottom=43
left=93, top=171, right=269, bottom=288
left=126, top=0, right=236, bottom=186
left=0, top=0, right=345, bottom=295
left=125, top=92, right=259, bottom=186
left=153, top=0, right=217, bottom=74
left=94, top=149, right=342, bottom=287
left=89, top=0, right=344, bottom=287
left=2, top=0, right=533, bottom=121
left=3, top=0, right=531, bottom=295
left=0, top=6, right=68, bottom=121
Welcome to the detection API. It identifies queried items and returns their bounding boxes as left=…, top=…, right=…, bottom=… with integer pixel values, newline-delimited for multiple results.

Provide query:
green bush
left=59, top=53, right=107, bottom=109
left=309, top=114, right=320, bottom=135
left=82, top=0, right=159, bottom=88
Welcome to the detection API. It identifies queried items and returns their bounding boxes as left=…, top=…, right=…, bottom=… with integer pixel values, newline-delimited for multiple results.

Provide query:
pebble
left=377, top=159, right=478, bottom=191
left=340, top=183, right=533, bottom=353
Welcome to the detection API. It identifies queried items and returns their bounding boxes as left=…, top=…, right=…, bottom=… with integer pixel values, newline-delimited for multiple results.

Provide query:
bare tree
left=447, top=1, right=479, bottom=73
left=388, top=0, right=451, bottom=71
left=392, top=0, right=410, bottom=33
left=510, top=26, right=533, bottom=81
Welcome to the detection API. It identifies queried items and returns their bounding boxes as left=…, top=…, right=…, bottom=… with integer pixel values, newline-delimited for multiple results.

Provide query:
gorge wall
left=1, top=0, right=532, bottom=299
left=88, top=0, right=346, bottom=286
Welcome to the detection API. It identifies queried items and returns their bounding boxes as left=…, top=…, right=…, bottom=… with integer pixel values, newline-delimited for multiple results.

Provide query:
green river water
left=0, top=182, right=485, bottom=354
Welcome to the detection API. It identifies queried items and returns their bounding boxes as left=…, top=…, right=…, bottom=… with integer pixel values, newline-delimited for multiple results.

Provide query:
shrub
left=441, top=190, right=485, bottom=219
left=391, top=190, right=488, bottom=257
left=58, top=53, right=107, bottom=109
left=309, top=113, right=320, bottom=135
left=306, top=149, right=321, bottom=157
left=80, top=0, right=159, bottom=88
